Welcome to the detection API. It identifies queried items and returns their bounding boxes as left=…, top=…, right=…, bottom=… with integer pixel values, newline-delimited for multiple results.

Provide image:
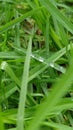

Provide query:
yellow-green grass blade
left=42, top=121, right=73, bottom=130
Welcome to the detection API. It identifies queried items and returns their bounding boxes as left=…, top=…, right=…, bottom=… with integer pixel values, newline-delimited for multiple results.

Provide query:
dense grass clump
left=0, top=0, right=73, bottom=130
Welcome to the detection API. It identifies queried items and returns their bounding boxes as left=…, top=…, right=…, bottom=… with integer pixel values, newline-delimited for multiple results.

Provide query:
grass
left=0, top=0, right=73, bottom=130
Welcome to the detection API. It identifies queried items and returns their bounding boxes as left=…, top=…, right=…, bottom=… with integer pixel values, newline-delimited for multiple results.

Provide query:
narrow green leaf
left=16, top=37, right=32, bottom=130
left=42, top=121, right=73, bottom=130
left=0, top=61, right=20, bottom=87
left=0, top=106, right=5, bottom=130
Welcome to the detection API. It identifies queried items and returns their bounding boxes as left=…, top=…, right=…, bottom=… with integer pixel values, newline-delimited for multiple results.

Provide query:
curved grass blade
left=42, top=121, right=73, bottom=130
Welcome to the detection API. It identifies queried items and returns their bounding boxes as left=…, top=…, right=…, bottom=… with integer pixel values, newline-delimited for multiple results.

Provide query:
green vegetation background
left=0, top=0, right=73, bottom=130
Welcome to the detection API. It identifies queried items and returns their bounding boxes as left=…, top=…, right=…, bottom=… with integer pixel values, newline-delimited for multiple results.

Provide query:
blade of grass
left=0, top=61, right=20, bottom=87
left=14, top=10, right=20, bottom=47
left=45, top=15, right=50, bottom=55
left=0, top=83, right=18, bottom=103
left=58, top=23, right=68, bottom=46
left=0, top=106, right=5, bottom=130
left=0, top=52, right=24, bottom=59
left=50, top=27, right=63, bottom=49
left=42, top=121, right=73, bottom=130
left=16, top=36, right=32, bottom=130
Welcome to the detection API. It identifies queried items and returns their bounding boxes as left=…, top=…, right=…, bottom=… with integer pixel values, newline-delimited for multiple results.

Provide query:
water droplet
left=39, top=57, right=44, bottom=62
left=4, top=106, right=7, bottom=110
left=56, top=112, right=60, bottom=115
left=49, top=63, right=54, bottom=68
left=31, top=54, right=35, bottom=58
left=1, top=61, right=7, bottom=70
left=60, top=67, right=66, bottom=73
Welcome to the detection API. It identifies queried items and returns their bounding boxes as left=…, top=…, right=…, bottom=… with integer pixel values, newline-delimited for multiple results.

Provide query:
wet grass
left=0, top=0, right=73, bottom=130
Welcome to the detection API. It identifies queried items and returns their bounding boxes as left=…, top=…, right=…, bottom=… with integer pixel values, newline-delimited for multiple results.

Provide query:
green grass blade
left=42, top=121, right=73, bottom=130
left=0, top=52, right=24, bottom=59
left=0, top=61, right=20, bottom=87
left=0, top=83, right=18, bottom=102
left=14, top=10, right=20, bottom=47
left=16, top=37, right=32, bottom=130
left=0, top=106, right=5, bottom=130
left=45, top=15, right=50, bottom=55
